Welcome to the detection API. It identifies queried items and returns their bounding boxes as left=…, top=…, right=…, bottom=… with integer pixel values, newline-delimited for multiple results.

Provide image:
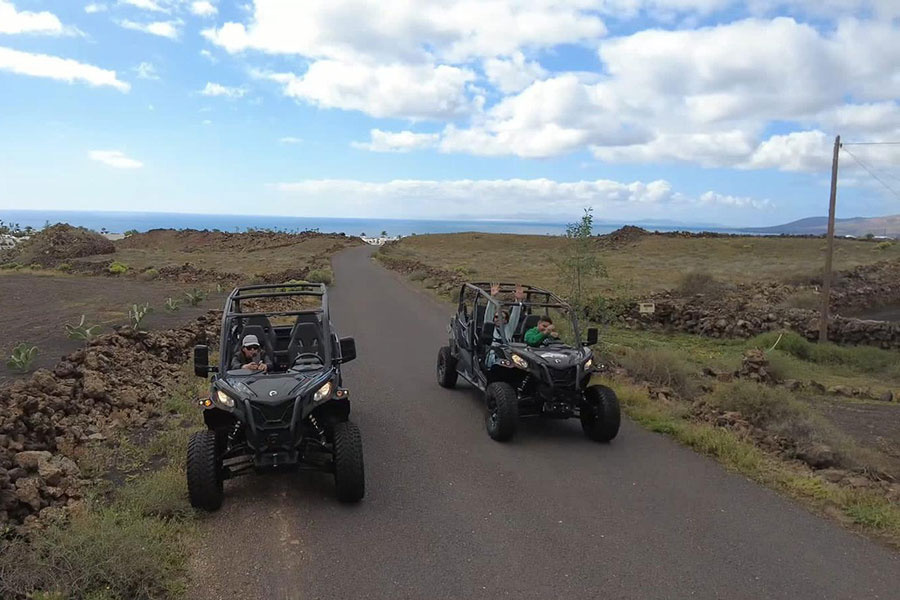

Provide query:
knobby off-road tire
left=485, top=381, right=518, bottom=442
left=581, top=385, right=621, bottom=442
left=187, top=429, right=224, bottom=511
left=333, top=421, right=365, bottom=503
left=437, top=345, right=458, bottom=388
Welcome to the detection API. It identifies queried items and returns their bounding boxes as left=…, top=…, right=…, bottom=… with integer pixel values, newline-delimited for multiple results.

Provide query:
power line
left=841, top=146, right=900, bottom=200
left=842, top=141, right=900, bottom=146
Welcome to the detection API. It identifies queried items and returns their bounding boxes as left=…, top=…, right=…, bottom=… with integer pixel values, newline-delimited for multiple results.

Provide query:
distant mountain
left=744, top=215, right=900, bottom=238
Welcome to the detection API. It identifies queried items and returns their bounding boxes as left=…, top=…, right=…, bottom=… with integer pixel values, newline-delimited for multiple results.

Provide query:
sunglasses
left=244, top=345, right=260, bottom=350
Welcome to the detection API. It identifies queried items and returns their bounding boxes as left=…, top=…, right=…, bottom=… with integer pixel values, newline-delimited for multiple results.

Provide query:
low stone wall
left=623, top=298, right=900, bottom=348
left=0, top=313, right=219, bottom=530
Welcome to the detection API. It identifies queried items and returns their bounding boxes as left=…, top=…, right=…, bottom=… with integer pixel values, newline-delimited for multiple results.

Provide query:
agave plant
left=7, top=343, right=38, bottom=373
left=129, top=303, right=152, bottom=330
left=184, top=288, right=206, bottom=306
left=164, top=297, right=181, bottom=312
left=65, top=315, right=102, bottom=341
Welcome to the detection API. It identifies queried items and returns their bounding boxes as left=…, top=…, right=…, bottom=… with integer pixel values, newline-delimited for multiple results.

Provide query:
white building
left=361, top=236, right=400, bottom=246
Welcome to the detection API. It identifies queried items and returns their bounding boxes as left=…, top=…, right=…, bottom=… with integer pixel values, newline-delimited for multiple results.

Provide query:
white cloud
left=119, top=19, right=181, bottom=38
left=200, top=81, right=246, bottom=98
left=135, top=61, right=159, bottom=80
left=203, top=0, right=607, bottom=63
left=441, top=74, right=650, bottom=158
left=89, top=150, right=143, bottom=168
left=84, top=3, right=108, bottom=13
left=0, top=46, right=130, bottom=91
left=483, top=52, right=547, bottom=94
left=119, top=0, right=168, bottom=12
left=271, top=177, right=769, bottom=220
left=352, top=129, right=439, bottom=152
left=0, top=1, right=64, bottom=35
left=261, top=61, right=477, bottom=120
left=278, top=136, right=302, bottom=144
left=190, top=1, right=216, bottom=16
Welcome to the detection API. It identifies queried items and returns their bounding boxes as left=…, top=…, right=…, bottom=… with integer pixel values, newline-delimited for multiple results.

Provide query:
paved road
left=191, top=245, right=899, bottom=600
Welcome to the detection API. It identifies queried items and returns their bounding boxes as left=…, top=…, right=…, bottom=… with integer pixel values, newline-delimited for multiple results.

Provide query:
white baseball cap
left=242, top=334, right=260, bottom=347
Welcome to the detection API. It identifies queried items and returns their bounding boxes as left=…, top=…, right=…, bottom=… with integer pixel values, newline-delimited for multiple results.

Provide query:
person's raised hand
left=490, top=282, right=500, bottom=296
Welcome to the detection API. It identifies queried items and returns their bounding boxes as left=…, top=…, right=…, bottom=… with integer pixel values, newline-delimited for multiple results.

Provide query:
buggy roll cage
left=458, top=282, right=584, bottom=343
left=218, top=282, right=333, bottom=370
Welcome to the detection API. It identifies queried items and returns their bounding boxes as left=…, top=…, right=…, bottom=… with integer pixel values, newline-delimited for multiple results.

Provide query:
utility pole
left=818, top=135, right=840, bottom=343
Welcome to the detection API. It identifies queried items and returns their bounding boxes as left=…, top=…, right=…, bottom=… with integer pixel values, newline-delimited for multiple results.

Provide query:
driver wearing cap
left=230, top=334, right=273, bottom=372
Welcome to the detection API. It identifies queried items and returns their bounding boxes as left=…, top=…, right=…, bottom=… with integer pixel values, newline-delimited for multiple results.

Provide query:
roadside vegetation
left=0, top=367, right=204, bottom=599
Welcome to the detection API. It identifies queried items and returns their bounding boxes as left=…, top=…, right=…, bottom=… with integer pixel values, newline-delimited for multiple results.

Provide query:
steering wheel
left=294, top=353, right=322, bottom=362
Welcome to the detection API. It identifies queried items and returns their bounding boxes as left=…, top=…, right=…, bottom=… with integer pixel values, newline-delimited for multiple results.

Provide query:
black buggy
left=188, top=282, right=364, bottom=510
left=437, top=282, right=620, bottom=442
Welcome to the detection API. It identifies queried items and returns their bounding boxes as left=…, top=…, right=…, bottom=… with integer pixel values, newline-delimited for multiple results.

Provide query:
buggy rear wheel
left=187, top=429, right=224, bottom=511
left=333, top=421, right=365, bottom=503
left=485, top=381, right=518, bottom=442
left=581, top=385, right=621, bottom=442
left=437, top=345, right=458, bottom=388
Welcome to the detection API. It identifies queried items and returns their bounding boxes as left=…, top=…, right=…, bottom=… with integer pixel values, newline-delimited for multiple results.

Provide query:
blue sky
left=0, top=0, right=898, bottom=227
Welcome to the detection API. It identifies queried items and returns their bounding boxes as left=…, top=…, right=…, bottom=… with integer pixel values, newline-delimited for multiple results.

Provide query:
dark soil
left=0, top=272, right=225, bottom=383
left=820, top=399, right=900, bottom=472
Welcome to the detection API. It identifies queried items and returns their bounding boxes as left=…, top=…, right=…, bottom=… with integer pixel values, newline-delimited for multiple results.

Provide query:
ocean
left=0, top=209, right=743, bottom=237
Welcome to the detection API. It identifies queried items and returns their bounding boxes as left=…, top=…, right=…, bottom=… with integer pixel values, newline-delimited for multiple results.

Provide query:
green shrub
left=677, top=271, right=720, bottom=296
left=183, top=289, right=206, bottom=306
left=29, top=263, right=41, bottom=270
left=0, top=507, right=188, bottom=600
left=409, top=269, right=429, bottom=281
left=56, top=263, right=72, bottom=272
left=0, top=262, right=19, bottom=270
left=164, top=297, right=180, bottom=312
left=6, top=342, right=38, bottom=372
left=875, top=241, right=893, bottom=251
left=616, top=346, right=698, bottom=397
left=306, top=269, right=333, bottom=285
left=124, top=229, right=139, bottom=237
left=138, top=268, right=159, bottom=281
left=65, top=315, right=102, bottom=342
left=586, top=293, right=632, bottom=324
left=129, top=303, right=151, bottom=330
left=108, top=261, right=128, bottom=275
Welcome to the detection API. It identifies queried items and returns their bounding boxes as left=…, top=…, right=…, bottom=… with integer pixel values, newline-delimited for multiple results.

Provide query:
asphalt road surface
left=190, top=245, right=899, bottom=600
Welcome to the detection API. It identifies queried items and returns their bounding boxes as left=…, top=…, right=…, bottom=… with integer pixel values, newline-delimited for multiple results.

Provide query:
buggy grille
left=251, top=399, right=295, bottom=425
left=548, top=366, right=577, bottom=386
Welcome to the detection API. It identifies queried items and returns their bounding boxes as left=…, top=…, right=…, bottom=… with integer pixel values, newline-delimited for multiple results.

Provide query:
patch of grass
left=56, top=262, right=71, bottom=272
left=0, top=506, right=190, bottom=600
left=779, top=290, right=821, bottom=310
left=184, top=288, right=206, bottom=306
left=306, top=268, right=333, bottom=285
left=748, top=331, right=899, bottom=375
left=118, top=466, right=192, bottom=520
left=614, top=346, right=699, bottom=397
left=409, top=269, right=429, bottom=281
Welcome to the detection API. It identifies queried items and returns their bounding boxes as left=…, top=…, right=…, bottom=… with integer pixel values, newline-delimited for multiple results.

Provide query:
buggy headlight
left=511, top=354, right=528, bottom=369
left=215, top=390, right=235, bottom=409
left=313, top=381, right=333, bottom=402
left=584, top=357, right=593, bottom=370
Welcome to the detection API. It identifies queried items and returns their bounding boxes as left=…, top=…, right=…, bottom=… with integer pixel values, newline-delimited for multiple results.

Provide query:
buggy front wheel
left=333, top=421, right=365, bottom=503
left=485, top=382, right=518, bottom=442
left=187, top=429, right=224, bottom=511
left=581, top=385, right=621, bottom=442
left=437, top=346, right=458, bottom=388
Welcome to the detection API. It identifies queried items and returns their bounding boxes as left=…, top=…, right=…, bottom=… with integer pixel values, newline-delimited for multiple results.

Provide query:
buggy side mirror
left=338, top=337, right=356, bottom=364
left=584, top=328, right=599, bottom=346
left=193, top=344, right=217, bottom=377
left=480, top=322, right=495, bottom=345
